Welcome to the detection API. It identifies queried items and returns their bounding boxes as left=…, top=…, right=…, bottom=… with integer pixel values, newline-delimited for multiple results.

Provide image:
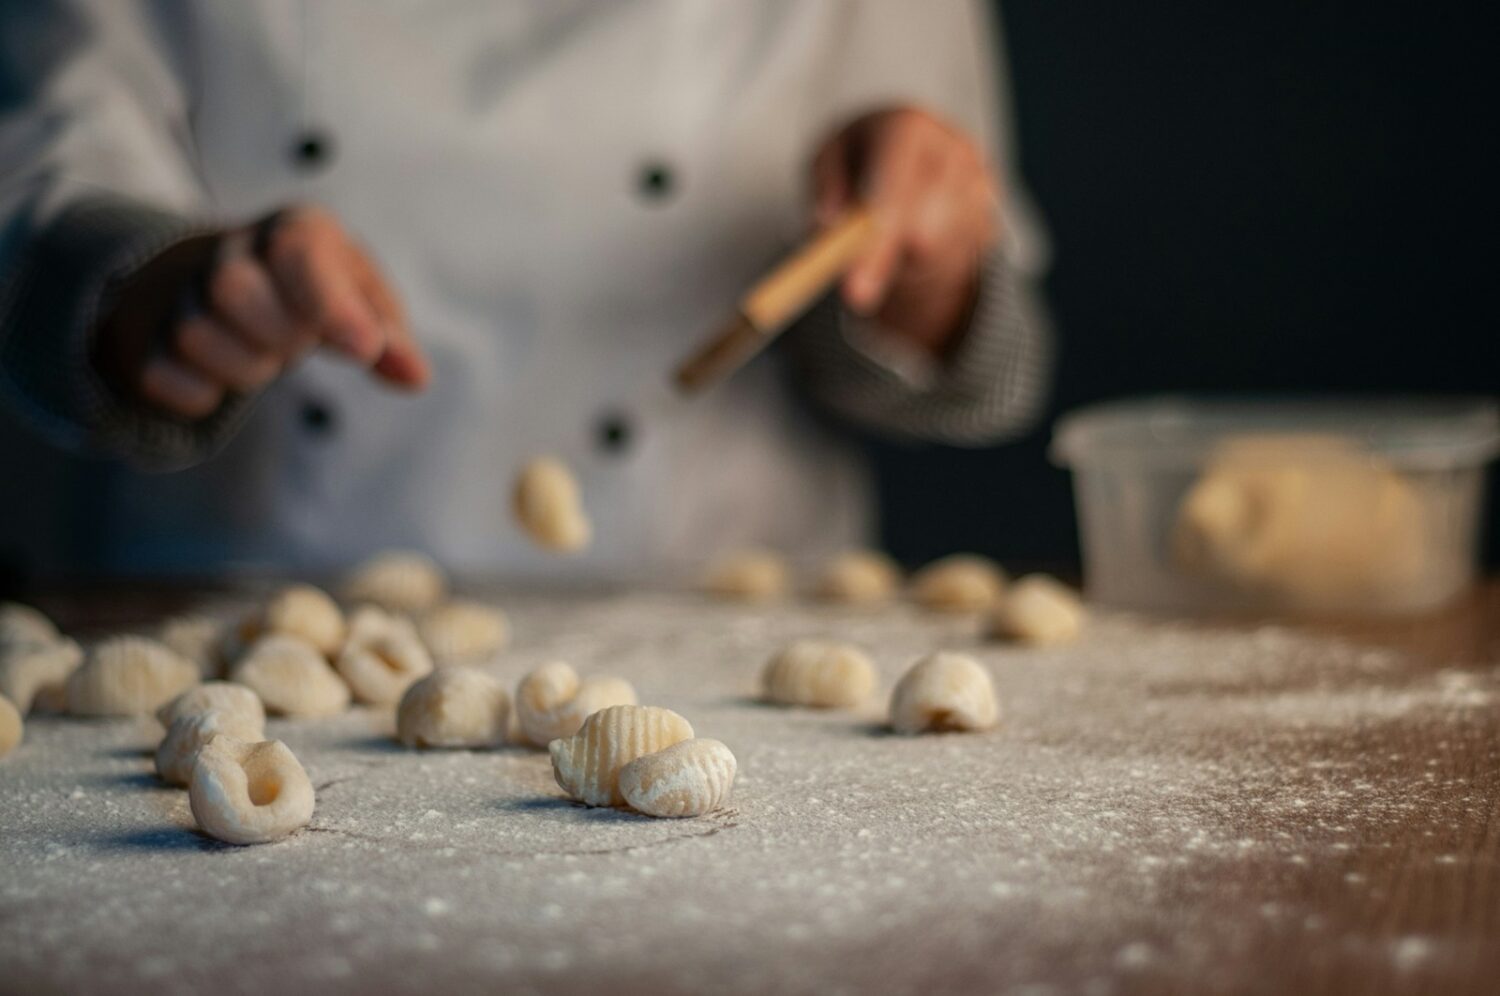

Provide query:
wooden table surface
left=2, top=581, right=1497, bottom=995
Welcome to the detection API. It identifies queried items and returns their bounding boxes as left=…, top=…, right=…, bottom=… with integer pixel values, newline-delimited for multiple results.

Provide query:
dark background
left=873, top=3, right=1498, bottom=570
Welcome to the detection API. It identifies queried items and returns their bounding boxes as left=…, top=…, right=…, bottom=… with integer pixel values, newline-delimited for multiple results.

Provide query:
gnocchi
left=263, top=584, right=346, bottom=657
left=909, top=554, right=1008, bottom=613
left=396, top=667, right=511, bottom=749
left=231, top=635, right=350, bottom=718
left=703, top=548, right=789, bottom=602
left=0, top=694, right=20, bottom=759
left=990, top=575, right=1085, bottom=646
left=188, top=735, right=315, bottom=845
left=619, top=738, right=736, bottom=818
left=156, top=681, right=265, bottom=729
left=0, top=601, right=58, bottom=648
left=889, top=652, right=999, bottom=734
left=550, top=704, right=694, bottom=807
left=336, top=606, right=433, bottom=705
left=343, top=550, right=447, bottom=613
left=156, top=709, right=265, bottom=786
left=67, top=637, right=199, bottom=717
left=158, top=615, right=227, bottom=678
left=0, top=638, right=83, bottom=713
left=417, top=600, right=509, bottom=666
left=515, top=661, right=638, bottom=747
left=815, top=550, right=902, bottom=605
left=513, top=457, right=592, bottom=552
left=761, top=640, right=876, bottom=709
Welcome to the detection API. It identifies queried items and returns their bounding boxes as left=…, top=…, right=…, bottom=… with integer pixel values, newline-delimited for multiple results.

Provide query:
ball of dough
left=396, top=668, right=511, bottom=749
left=0, top=694, right=21, bottom=759
left=67, top=637, right=200, bottom=717
left=336, top=606, right=434, bottom=705
left=417, top=601, right=509, bottom=666
left=156, top=709, right=266, bottom=787
left=703, top=549, right=789, bottom=602
left=761, top=640, right=876, bottom=708
left=343, top=550, right=447, bottom=614
left=0, top=602, right=59, bottom=649
left=513, top=456, right=592, bottom=552
left=814, top=550, right=902, bottom=605
left=889, top=652, right=999, bottom=734
left=0, top=638, right=83, bottom=714
left=989, top=575, right=1085, bottom=646
left=515, top=661, right=638, bottom=747
left=263, top=584, right=346, bottom=657
left=156, top=681, right=265, bottom=729
left=157, top=615, right=228, bottom=679
left=231, top=635, right=350, bottom=718
left=909, top=555, right=1008, bottom=612
left=189, top=735, right=315, bottom=845
left=1173, top=438, right=1428, bottom=609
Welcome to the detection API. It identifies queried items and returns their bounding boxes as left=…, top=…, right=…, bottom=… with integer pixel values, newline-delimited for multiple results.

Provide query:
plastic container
left=1051, top=396, right=1500, bottom=617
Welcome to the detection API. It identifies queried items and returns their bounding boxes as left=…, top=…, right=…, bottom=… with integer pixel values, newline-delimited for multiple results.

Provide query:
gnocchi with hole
left=188, top=735, right=315, bottom=845
left=336, top=606, right=433, bottom=705
left=515, top=662, right=637, bottom=747
left=889, top=652, right=999, bottom=734
left=156, top=709, right=266, bottom=786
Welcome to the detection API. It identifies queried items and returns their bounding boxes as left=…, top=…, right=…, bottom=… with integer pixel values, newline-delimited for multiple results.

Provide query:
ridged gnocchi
left=550, top=705, right=695, bottom=807
left=619, top=738, right=736, bottom=818
left=396, top=668, right=511, bottom=749
left=989, top=575, right=1085, bottom=646
left=417, top=600, right=509, bottom=666
left=909, top=554, right=1008, bottom=612
left=815, top=550, right=902, bottom=604
left=0, top=694, right=20, bottom=759
left=0, top=638, right=82, bottom=713
left=761, top=640, right=876, bottom=709
left=343, top=550, right=447, bottom=613
left=515, top=661, right=637, bottom=747
left=188, top=735, right=315, bottom=845
left=513, top=457, right=592, bottom=552
left=156, top=709, right=266, bottom=786
left=336, top=606, right=433, bottom=705
left=156, top=681, right=265, bottom=729
left=67, top=637, right=200, bottom=717
left=889, top=652, right=999, bottom=734
left=231, top=635, right=350, bottom=718
left=0, top=601, right=58, bottom=648
left=703, top=548, right=789, bottom=601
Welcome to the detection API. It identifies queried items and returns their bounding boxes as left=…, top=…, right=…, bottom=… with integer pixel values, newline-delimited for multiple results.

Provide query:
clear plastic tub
left=1051, top=396, right=1500, bottom=617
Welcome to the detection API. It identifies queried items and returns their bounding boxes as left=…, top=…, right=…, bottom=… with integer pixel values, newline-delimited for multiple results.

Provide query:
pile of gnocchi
left=0, top=541, right=1086, bottom=847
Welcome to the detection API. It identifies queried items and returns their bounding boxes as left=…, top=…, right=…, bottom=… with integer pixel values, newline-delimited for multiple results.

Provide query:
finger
left=351, top=251, right=430, bottom=389
left=140, top=357, right=226, bottom=419
left=841, top=230, right=903, bottom=315
left=812, top=138, right=852, bottom=226
left=173, top=316, right=282, bottom=393
left=262, top=211, right=385, bottom=363
left=205, top=251, right=301, bottom=353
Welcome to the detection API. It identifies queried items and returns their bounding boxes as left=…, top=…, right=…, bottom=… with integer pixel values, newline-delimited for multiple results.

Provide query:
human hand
left=813, top=107, right=1001, bottom=355
left=97, top=205, right=429, bottom=419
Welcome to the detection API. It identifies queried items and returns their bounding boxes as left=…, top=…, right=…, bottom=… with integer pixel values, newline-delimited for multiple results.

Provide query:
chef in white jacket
left=0, top=1, right=1051, bottom=581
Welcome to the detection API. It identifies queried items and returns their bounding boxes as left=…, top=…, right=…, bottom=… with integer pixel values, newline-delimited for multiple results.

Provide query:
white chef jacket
left=0, top=1, right=1050, bottom=581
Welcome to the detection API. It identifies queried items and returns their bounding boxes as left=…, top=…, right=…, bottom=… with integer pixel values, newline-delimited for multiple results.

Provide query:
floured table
left=2, top=583, right=1498, bottom=995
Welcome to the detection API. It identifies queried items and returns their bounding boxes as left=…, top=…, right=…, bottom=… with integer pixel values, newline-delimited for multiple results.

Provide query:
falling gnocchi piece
left=156, top=681, right=266, bottom=729
left=343, top=550, right=448, bottom=614
left=761, top=639, right=876, bottom=709
left=157, top=615, right=228, bottom=679
left=909, top=554, right=1008, bottom=613
left=619, top=738, right=737, bottom=818
left=703, top=548, right=789, bottom=602
left=990, top=575, right=1085, bottom=646
left=0, top=637, right=83, bottom=713
left=0, top=601, right=59, bottom=648
left=815, top=549, right=902, bottom=605
left=156, top=709, right=266, bottom=787
left=67, top=637, right=200, bottom=717
left=417, top=600, right=509, bottom=666
left=231, top=635, right=350, bottom=718
left=0, top=694, right=20, bottom=759
left=188, top=735, right=315, bottom=845
left=513, top=456, right=592, bottom=552
left=550, top=704, right=694, bottom=807
left=336, top=606, right=434, bottom=705
left=396, top=668, right=511, bottom=749
left=262, top=584, right=346, bottom=657
left=889, top=652, right=999, bottom=734
left=515, top=661, right=638, bottom=747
